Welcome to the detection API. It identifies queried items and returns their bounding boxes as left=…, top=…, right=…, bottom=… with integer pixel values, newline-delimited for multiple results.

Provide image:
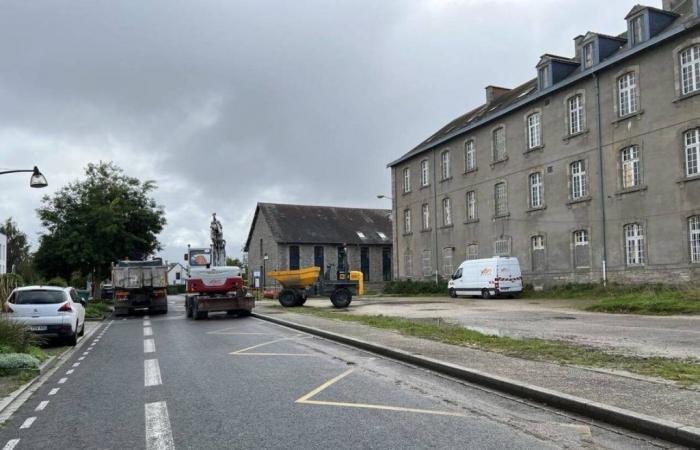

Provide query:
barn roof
left=244, top=203, right=392, bottom=250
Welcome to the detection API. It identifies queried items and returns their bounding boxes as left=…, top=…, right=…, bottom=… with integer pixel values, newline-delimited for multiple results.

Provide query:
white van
left=447, top=257, right=522, bottom=299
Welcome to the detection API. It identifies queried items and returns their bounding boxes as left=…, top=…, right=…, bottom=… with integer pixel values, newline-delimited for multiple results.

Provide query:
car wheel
left=448, top=288, right=457, bottom=298
left=78, top=321, right=85, bottom=337
left=481, top=289, right=492, bottom=300
left=67, top=323, right=78, bottom=346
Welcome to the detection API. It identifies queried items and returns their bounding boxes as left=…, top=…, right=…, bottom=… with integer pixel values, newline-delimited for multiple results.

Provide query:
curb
left=0, top=321, right=103, bottom=423
left=253, top=312, right=700, bottom=448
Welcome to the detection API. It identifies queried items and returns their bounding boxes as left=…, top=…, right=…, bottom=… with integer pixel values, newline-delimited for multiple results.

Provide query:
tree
left=225, top=257, right=243, bottom=267
left=0, top=218, right=30, bottom=273
left=34, top=161, right=166, bottom=289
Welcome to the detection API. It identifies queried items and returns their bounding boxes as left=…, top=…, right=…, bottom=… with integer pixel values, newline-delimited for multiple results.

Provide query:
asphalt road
left=0, top=296, right=676, bottom=449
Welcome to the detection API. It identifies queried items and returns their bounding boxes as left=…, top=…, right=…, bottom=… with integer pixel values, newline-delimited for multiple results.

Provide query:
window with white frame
left=442, top=198, right=452, bottom=226
left=568, top=94, right=584, bottom=135
left=573, top=230, right=590, bottom=268
left=621, top=146, right=641, bottom=188
left=570, top=160, right=588, bottom=200
left=421, top=204, right=430, bottom=230
left=441, top=150, right=450, bottom=180
left=492, top=127, right=506, bottom=161
left=631, top=16, right=644, bottom=45
left=442, top=247, right=454, bottom=276
left=494, top=182, right=508, bottom=216
left=531, top=235, right=545, bottom=272
left=680, top=45, right=700, bottom=96
left=465, top=140, right=476, bottom=171
left=466, top=243, right=479, bottom=260
left=624, top=223, right=645, bottom=265
left=404, top=252, right=413, bottom=278
left=420, top=160, right=430, bottom=186
left=689, top=216, right=700, bottom=263
left=527, top=113, right=541, bottom=149
left=529, top=172, right=543, bottom=209
left=618, top=72, right=638, bottom=117
left=583, top=42, right=594, bottom=69
left=494, top=237, right=511, bottom=256
left=403, top=209, right=412, bottom=234
left=422, top=250, right=432, bottom=277
left=685, top=128, right=700, bottom=177
left=466, top=191, right=477, bottom=220
left=403, top=167, right=411, bottom=193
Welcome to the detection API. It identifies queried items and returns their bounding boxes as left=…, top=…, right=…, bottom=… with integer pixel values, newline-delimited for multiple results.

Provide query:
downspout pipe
left=593, top=73, right=608, bottom=287
left=433, top=150, right=439, bottom=284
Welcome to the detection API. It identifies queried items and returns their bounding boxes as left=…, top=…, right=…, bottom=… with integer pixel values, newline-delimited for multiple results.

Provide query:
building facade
left=167, top=262, right=187, bottom=285
left=244, top=203, right=393, bottom=291
left=389, top=0, right=700, bottom=286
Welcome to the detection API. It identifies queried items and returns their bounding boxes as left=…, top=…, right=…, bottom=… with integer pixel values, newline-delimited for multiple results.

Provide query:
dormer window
left=538, top=66, right=550, bottom=90
left=583, top=43, right=594, bottom=69
left=631, top=15, right=644, bottom=45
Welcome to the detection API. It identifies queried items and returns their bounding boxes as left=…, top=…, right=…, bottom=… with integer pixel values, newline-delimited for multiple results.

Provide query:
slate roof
left=388, top=4, right=692, bottom=169
left=244, top=203, right=392, bottom=250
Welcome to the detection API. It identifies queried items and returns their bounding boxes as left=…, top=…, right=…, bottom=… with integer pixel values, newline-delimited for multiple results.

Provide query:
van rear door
left=496, top=258, right=523, bottom=293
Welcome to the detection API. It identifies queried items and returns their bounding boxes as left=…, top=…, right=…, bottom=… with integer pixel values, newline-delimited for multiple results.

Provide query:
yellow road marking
left=295, top=369, right=466, bottom=417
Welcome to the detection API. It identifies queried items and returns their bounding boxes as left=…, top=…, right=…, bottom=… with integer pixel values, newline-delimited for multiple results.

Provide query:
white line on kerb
left=48, top=388, right=59, bottom=396
left=2, top=439, right=19, bottom=450
left=35, top=401, right=49, bottom=411
left=145, top=402, right=174, bottom=450
left=144, top=327, right=153, bottom=337
left=144, top=359, right=162, bottom=387
left=19, top=417, right=36, bottom=429
left=58, top=378, right=67, bottom=384
left=144, top=339, right=156, bottom=353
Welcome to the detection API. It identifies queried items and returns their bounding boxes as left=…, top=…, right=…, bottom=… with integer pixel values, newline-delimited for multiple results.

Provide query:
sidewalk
left=255, top=304, right=699, bottom=430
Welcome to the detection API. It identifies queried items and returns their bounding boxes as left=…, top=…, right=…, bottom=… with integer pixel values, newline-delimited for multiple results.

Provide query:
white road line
left=2, top=439, right=19, bottom=450
left=82, top=352, right=89, bottom=356
left=78, top=356, right=85, bottom=361
left=145, top=401, right=174, bottom=450
left=58, top=378, right=67, bottom=384
left=144, top=327, right=153, bottom=337
left=19, top=417, right=36, bottom=429
left=35, top=401, right=49, bottom=412
left=144, top=359, right=162, bottom=387
left=144, top=320, right=151, bottom=327
left=48, top=388, right=59, bottom=396
left=144, top=315, right=150, bottom=319
left=144, top=339, right=156, bottom=353
left=72, top=362, right=80, bottom=368
left=66, top=369, right=74, bottom=375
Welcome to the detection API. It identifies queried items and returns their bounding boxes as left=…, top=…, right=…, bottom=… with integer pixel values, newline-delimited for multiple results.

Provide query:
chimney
left=485, top=85, right=511, bottom=103
left=573, top=35, right=584, bottom=61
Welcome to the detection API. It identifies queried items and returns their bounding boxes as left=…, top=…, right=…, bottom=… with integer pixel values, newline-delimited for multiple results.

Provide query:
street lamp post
left=262, top=253, right=269, bottom=290
left=376, top=194, right=393, bottom=201
left=0, top=166, right=48, bottom=188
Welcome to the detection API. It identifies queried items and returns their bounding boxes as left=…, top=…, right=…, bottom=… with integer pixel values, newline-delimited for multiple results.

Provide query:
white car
left=4, top=286, right=86, bottom=346
left=448, top=257, right=523, bottom=299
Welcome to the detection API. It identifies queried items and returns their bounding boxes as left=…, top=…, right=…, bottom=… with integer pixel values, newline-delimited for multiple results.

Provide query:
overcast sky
left=0, top=0, right=650, bottom=263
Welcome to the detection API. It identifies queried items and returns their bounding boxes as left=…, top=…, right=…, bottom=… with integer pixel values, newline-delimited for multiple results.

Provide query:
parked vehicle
left=3, top=286, right=86, bottom=346
left=100, top=283, right=114, bottom=300
left=447, top=257, right=522, bottom=299
left=112, top=259, right=169, bottom=316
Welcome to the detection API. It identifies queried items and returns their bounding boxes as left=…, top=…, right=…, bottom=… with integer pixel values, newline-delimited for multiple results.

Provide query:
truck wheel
left=448, top=288, right=457, bottom=298
left=192, top=302, right=207, bottom=320
left=481, top=289, right=492, bottom=299
left=237, top=309, right=252, bottom=317
left=278, top=289, right=298, bottom=307
left=185, top=299, right=193, bottom=318
left=330, top=288, right=352, bottom=308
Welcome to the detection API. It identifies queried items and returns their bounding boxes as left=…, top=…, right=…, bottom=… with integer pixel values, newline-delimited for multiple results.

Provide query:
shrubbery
left=383, top=278, right=448, bottom=295
left=167, top=284, right=187, bottom=295
left=46, top=277, right=68, bottom=287
left=0, top=353, right=40, bottom=372
left=0, top=318, right=39, bottom=354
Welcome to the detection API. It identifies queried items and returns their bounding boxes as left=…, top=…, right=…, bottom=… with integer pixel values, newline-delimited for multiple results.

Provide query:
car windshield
left=13, top=290, right=66, bottom=304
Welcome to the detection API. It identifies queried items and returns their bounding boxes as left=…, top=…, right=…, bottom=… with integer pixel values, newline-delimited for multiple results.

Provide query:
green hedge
left=383, top=279, right=448, bottom=295
left=167, top=284, right=187, bottom=295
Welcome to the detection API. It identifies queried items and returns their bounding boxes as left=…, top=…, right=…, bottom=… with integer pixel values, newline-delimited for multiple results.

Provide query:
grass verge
left=277, top=306, right=700, bottom=386
left=85, top=301, right=112, bottom=320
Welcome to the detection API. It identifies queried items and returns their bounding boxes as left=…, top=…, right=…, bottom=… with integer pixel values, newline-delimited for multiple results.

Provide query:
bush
left=0, top=318, right=39, bottom=353
left=384, top=278, right=449, bottom=295
left=167, top=285, right=187, bottom=295
left=46, top=277, right=68, bottom=287
left=0, top=353, right=40, bottom=370
left=0, top=273, right=24, bottom=309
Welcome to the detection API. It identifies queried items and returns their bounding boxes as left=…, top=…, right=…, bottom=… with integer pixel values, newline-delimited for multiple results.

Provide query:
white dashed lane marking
left=144, top=359, right=162, bottom=387
left=72, top=363, right=80, bottom=368
left=144, top=327, right=153, bottom=337
left=19, top=417, right=36, bottom=429
left=35, top=401, right=49, bottom=412
left=66, top=369, right=74, bottom=375
left=58, top=378, right=67, bottom=384
left=48, top=388, right=59, bottom=396
left=2, top=439, right=19, bottom=450
left=144, top=320, right=151, bottom=327
left=145, top=401, right=174, bottom=450
left=144, top=339, right=156, bottom=353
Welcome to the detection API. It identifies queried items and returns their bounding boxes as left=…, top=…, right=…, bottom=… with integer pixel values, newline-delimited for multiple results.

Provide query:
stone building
left=389, top=0, right=700, bottom=286
left=243, top=203, right=393, bottom=291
